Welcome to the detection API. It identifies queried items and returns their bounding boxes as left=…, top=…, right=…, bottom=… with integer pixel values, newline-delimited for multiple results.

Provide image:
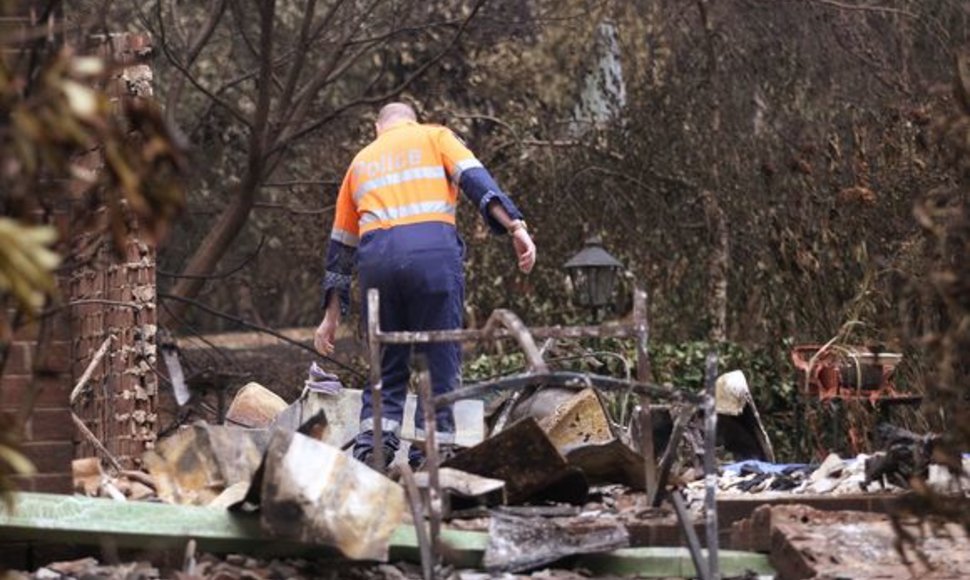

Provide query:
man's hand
left=314, top=300, right=340, bottom=355
left=512, top=228, right=536, bottom=274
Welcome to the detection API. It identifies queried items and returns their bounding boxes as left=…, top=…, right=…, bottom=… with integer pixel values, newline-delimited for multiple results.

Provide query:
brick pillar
left=70, top=218, right=158, bottom=468
left=70, top=33, right=158, bottom=468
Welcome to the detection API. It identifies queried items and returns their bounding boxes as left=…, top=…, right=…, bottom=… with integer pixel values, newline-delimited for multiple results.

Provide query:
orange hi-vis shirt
left=323, top=118, right=523, bottom=315
left=329, top=120, right=484, bottom=246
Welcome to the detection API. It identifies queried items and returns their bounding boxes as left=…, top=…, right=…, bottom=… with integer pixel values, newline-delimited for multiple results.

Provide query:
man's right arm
left=316, top=171, right=359, bottom=354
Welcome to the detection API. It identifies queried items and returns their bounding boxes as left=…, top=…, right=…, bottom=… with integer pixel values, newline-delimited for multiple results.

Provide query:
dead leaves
left=0, top=219, right=61, bottom=314
left=1, top=45, right=187, bottom=252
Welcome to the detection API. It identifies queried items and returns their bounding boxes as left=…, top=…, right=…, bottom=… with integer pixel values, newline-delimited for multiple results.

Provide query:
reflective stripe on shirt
left=353, top=165, right=448, bottom=204
left=359, top=200, right=456, bottom=229
left=450, top=158, right=483, bottom=185
left=330, top=227, right=360, bottom=247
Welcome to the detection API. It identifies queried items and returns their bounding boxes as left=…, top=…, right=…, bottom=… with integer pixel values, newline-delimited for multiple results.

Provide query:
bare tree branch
left=159, top=292, right=367, bottom=379
left=277, top=0, right=383, bottom=141
left=277, top=0, right=320, bottom=121
left=157, top=236, right=265, bottom=280
left=154, top=0, right=251, bottom=128
left=161, top=0, right=277, bottom=327
left=272, top=0, right=488, bottom=155
left=808, top=0, right=918, bottom=18
left=163, top=0, right=229, bottom=129
left=253, top=201, right=335, bottom=215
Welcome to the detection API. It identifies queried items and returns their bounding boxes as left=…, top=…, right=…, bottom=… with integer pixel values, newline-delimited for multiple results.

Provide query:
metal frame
left=364, top=287, right=719, bottom=577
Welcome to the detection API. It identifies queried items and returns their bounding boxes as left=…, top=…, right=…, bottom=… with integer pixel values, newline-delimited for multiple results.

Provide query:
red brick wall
left=1, top=306, right=74, bottom=493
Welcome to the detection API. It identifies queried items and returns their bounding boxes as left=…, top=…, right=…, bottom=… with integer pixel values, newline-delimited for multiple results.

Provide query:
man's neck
left=377, top=118, right=416, bottom=135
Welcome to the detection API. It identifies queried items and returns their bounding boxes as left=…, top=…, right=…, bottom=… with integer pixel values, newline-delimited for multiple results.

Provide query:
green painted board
left=0, top=492, right=484, bottom=564
left=0, top=493, right=773, bottom=577
left=580, top=547, right=775, bottom=577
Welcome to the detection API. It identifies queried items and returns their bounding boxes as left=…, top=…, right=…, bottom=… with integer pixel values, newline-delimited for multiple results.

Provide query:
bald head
left=376, top=102, right=417, bottom=134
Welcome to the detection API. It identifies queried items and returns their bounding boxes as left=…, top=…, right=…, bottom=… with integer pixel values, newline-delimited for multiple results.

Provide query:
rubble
left=0, top=491, right=775, bottom=576
left=483, top=511, right=630, bottom=573
left=269, top=387, right=484, bottom=460
left=8, top=554, right=421, bottom=580
left=257, top=429, right=406, bottom=561
left=443, top=418, right=589, bottom=505
left=733, top=504, right=970, bottom=579
left=537, top=388, right=646, bottom=489
left=687, top=451, right=942, bottom=500
left=305, top=361, right=344, bottom=395
left=864, top=423, right=941, bottom=489
left=41, top=298, right=966, bottom=578
left=413, top=467, right=506, bottom=512
left=72, top=457, right=157, bottom=501
left=143, top=423, right=270, bottom=505
left=717, top=460, right=813, bottom=494
left=26, top=558, right=159, bottom=580
left=714, top=370, right=774, bottom=462
left=224, top=382, right=288, bottom=428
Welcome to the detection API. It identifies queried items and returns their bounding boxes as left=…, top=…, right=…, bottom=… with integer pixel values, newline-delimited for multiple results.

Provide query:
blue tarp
left=722, top=459, right=811, bottom=475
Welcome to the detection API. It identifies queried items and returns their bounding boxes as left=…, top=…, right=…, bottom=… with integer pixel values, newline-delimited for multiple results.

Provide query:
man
left=314, top=102, right=536, bottom=469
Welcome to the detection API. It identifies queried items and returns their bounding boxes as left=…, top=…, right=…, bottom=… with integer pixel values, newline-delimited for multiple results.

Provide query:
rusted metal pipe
left=398, top=464, right=434, bottom=580
left=633, top=289, right=657, bottom=500
left=651, top=404, right=694, bottom=507
left=633, top=288, right=652, bottom=383
left=367, top=289, right=385, bottom=472
left=416, top=363, right=442, bottom=564
left=375, top=322, right=642, bottom=344
left=481, top=309, right=548, bottom=433
left=637, top=402, right=657, bottom=503
left=703, top=350, right=720, bottom=579
left=482, top=309, right=549, bottom=373
left=670, top=489, right=711, bottom=580
left=435, top=371, right=702, bottom=407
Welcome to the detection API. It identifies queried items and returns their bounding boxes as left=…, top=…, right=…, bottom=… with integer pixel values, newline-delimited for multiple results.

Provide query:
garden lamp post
left=563, top=235, right=624, bottom=319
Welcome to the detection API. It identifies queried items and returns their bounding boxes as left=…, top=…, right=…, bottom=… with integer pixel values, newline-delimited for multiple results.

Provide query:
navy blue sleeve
left=457, top=166, right=524, bottom=234
left=321, top=239, right=356, bottom=315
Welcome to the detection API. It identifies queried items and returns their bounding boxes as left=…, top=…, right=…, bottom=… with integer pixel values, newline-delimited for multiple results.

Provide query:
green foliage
left=648, top=339, right=803, bottom=461
left=464, top=351, right=526, bottom=382
left=460, top=336, right=811, bottom=460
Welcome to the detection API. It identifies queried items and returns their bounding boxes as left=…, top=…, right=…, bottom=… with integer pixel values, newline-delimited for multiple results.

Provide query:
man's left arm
left=437, top=129, right=523, bottom=233
left=437, top=129, right=536, bottom=273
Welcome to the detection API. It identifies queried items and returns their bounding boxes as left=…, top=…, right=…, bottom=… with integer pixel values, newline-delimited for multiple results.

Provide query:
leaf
left=61, top=80, right=100, bottom=120
left=0, top=219, right=61, bottom=313
left=0, top=444, right=35, bottom=477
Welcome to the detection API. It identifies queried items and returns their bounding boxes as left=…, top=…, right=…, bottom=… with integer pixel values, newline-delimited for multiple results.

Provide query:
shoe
left=407, top=448, right=425, bottom=471
left=356, top=445, right=396, bottom=470
left=407, top=444, right=458, bottom=472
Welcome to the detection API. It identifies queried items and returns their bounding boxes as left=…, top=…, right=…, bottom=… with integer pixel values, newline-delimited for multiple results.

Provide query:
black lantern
left=563, top=235, right=624, bottom=313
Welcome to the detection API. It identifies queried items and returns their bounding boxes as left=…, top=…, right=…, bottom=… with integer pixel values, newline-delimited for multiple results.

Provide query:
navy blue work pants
left=354, top=223, right=463, bottom=455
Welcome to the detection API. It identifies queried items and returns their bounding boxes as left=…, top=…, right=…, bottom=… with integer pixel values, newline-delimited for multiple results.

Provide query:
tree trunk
left=159, top=0, right=277, bottom=329
left=703, top=189, right=729, bottom=344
